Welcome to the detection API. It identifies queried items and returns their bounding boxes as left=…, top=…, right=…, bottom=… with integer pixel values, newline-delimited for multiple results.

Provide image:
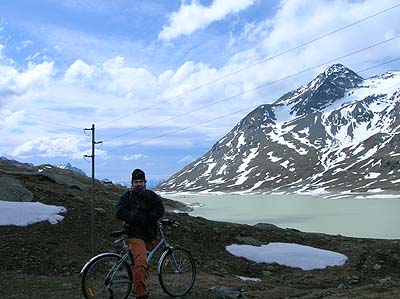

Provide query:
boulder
left=0, top=176, right=33, bottom=202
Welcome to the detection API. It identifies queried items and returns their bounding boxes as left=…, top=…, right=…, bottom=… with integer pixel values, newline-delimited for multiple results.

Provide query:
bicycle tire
left=81, top=253, right=133, bottom=299
left=158, top=248, right=196, bottom=297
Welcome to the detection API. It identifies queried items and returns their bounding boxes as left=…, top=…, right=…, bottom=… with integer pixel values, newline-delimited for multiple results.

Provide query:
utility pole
left=84, top=124, right=102, bottom=257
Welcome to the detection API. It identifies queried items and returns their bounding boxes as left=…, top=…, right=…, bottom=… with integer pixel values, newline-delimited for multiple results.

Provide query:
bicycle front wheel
left=158, top=248, right=196, bottom=297
left=81, top=253, right=133, bottom=299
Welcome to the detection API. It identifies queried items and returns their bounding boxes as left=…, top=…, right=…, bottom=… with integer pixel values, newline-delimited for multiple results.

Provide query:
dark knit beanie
left=131, top=168, right=146, bottom=182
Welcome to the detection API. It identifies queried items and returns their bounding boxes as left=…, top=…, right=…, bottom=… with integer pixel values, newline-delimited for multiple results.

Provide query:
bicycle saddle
left=110, top=229, right=128, bottom=237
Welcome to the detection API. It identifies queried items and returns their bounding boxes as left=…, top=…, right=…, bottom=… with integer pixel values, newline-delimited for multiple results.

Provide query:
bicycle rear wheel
left=81, top=253, right=133, bottom=299
left=158, top=248, right=196, bottom=297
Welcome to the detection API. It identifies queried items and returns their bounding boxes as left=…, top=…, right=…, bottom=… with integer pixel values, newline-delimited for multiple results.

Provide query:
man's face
left=132, top=179, right=145, bottom=189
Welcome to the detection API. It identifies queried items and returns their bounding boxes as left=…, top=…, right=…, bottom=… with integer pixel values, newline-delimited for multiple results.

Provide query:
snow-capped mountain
left=115, top=179, right=165, bottom=189
left=158, top=64, right=400, bottom=193
left=56, top=163, right=86, bottom=175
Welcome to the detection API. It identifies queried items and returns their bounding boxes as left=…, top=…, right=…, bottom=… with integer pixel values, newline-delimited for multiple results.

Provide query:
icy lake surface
left=168, top=193, right=400, bottom=239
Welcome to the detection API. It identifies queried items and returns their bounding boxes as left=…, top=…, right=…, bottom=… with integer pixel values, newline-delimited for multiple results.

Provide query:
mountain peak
left=324, top=63, right=351, bottom=75
left=285, top=64, right=364, bottom=116
left=322, top=63, right=363, bottom=83
left=56, top=163, right=86, bottom=175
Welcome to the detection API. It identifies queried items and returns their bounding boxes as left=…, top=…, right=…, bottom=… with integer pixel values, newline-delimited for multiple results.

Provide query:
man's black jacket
left=115, top=189, right=165, bottom=240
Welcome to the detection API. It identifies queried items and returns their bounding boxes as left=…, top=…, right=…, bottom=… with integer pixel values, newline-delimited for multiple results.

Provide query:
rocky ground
left=1, top=163, right=400, bottom=298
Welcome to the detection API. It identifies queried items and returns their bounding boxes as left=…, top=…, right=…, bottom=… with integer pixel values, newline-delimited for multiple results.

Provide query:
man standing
left=116, top=168, right=165, bottom=299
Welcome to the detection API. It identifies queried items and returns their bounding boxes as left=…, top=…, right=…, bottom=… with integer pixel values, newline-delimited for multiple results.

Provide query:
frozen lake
left=167, top=193, right=400, bottom=239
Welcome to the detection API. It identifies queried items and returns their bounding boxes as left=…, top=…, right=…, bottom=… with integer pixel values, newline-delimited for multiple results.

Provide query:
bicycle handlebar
left=159, top=218, right=179, bottom=227
left=110, top=218, right=179, bottom=238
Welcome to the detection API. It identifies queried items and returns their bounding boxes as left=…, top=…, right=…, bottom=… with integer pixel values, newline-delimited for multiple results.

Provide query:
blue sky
left=1, top=0, right=400, bottom=183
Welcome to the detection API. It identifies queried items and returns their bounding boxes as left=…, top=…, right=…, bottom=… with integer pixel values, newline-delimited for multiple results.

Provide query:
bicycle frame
left=81, top=219, right=195, bottom=299
left=81, top=222, right=175, bottom=279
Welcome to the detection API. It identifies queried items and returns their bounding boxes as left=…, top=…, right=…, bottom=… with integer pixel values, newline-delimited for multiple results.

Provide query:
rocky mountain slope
left=1, top=160, right=400, bottom=298
left=159, top=64, right=400, bottom=193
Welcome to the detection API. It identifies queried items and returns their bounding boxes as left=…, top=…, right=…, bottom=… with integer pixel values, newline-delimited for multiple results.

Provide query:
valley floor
left=1, top=171, right=400, bottom=299
left=2, top=270, right=400, bottom=299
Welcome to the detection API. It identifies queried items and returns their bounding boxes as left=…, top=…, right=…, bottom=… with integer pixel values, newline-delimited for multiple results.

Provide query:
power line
left=106, top=54, right=400, bottom=153
left=25, top=115, right=83, bottom=130
left=357, top=57, right=400, bottom=73
left=102, top=35, right=400, bottom=143
left=96, top=3, right=400, bottom=129
left=107, top=104, right=259, bottom=153
left=356, top=59, right=400, bottom=73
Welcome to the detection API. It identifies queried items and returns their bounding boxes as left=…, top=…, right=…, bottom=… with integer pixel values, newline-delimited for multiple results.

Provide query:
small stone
left=262, top=271, right=273, bottom=277
left=372, top=263, right=382, bottom=270
left=61, top=283, right=73, bottom=289
left=350, top=275, right=359, bottom=283
left=75, top=196, right=85, bottom=202
left=337, top=283, right=346, bottom=289
left=94, top=207, right=106, bottom=214
left=379, top=277, right=393, bottom=286
left=209, top=286, right=245, bottom=298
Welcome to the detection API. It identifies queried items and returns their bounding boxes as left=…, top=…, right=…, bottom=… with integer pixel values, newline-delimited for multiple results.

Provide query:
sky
left=1, top=0, right=400, bottom=184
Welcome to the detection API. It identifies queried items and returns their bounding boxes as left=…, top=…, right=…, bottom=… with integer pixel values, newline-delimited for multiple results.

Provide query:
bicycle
left=80, top=219, right=196, bottom=298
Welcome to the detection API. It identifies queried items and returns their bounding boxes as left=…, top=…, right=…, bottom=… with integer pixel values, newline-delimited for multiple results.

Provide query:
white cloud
left=100, top=56, right=158, bottom=97
left=17, top=62, right=54, bottom=91
left=16, top=40, right=34, bottom=51
left=0, top=109, right=25, bottom=128
left=0, top=61, right=54, bottom=100
left=159, top=0, right=256, bottom=41
left=64, top=59, right=95, bottom=82
left=10, top=135, right=94, bottom=159
left=123, top=153, right=147, bottom=161
left=63, top=56, right=158, bottom=99
left=244, top=0, right=400, bottom=62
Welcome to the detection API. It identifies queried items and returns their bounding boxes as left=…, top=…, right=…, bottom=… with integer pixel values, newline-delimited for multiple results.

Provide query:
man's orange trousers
left=129, top=238, right=157, bottom=298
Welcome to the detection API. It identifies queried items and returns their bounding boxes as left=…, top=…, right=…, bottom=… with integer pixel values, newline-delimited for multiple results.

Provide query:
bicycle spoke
left=82, top=255, right=132, bottom=299
left=159, top=249, right=196, bottom=297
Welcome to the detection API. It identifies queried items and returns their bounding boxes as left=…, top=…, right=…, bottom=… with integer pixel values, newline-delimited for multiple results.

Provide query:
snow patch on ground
left=0, top=201, right=66, bottom=226
left=237, top=133, right=246, bottom=148
left=365, top=172, right=380, bottom=179
left=237, top=276, right=261, bottom=282
left=226, top=242, right=348, bottom=271
left=237, top=148, right=258, bottom=173
left=266, top=151, right=282, bottom=162
left=280, top=160, right=290, bottom=169
left=202, top=162, right=217, bottom=176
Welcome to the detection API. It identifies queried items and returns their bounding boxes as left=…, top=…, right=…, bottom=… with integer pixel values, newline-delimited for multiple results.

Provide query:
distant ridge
left=0, top=156, right=34, bottom=168
left=56, top=163, right=86, bottom=175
